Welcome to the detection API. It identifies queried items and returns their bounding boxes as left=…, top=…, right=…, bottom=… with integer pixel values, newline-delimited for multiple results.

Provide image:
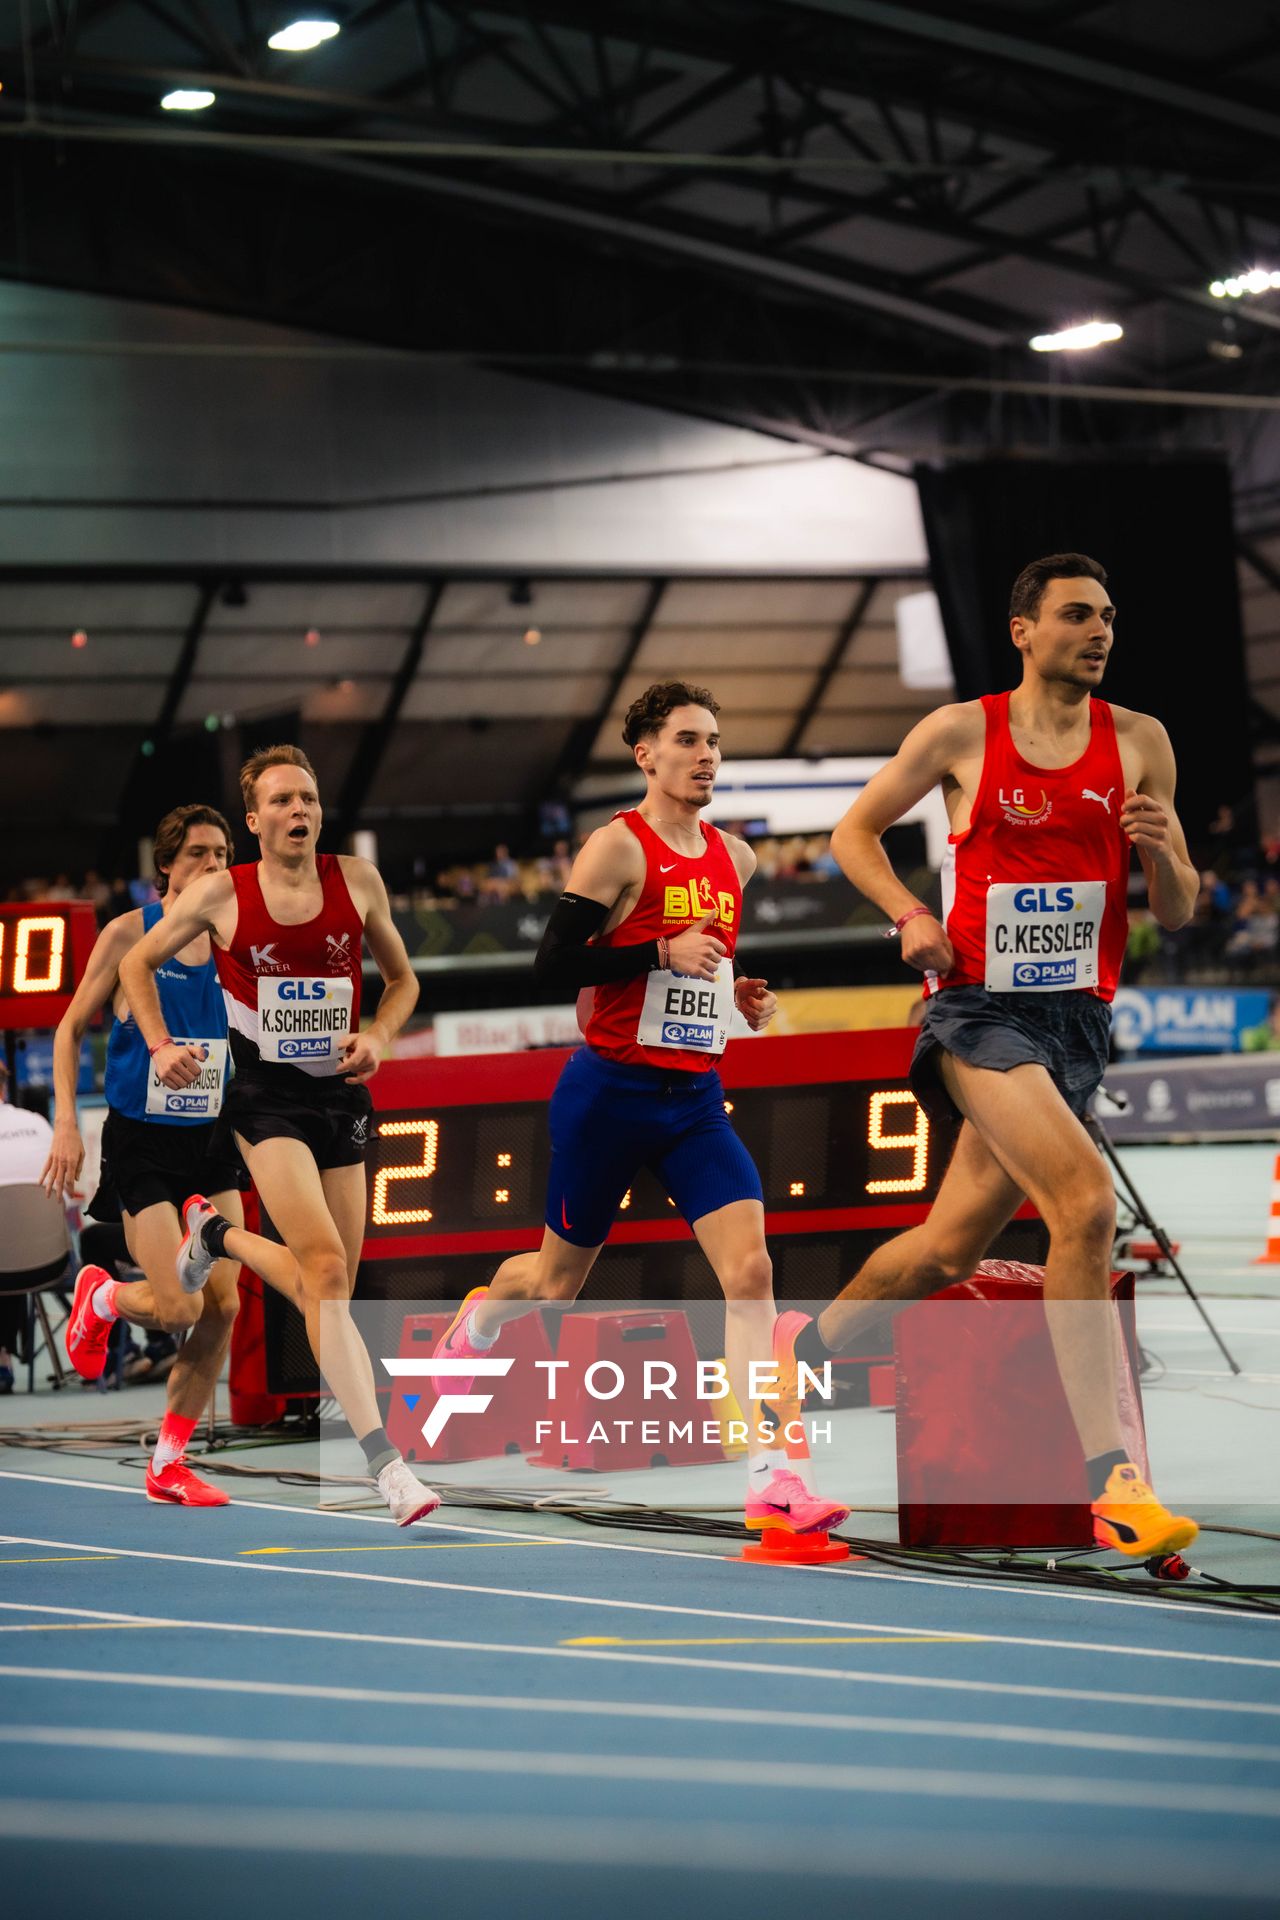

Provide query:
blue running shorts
left=545, top=1047, right=763, bottom=1248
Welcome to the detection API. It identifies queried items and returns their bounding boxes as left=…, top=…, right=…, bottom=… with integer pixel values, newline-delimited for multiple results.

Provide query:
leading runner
left=118, top=745, right=440, bottom=1526
left=434, top=681, right=849, bottom=1537
left=777, top=553, right=1198, bottom=1559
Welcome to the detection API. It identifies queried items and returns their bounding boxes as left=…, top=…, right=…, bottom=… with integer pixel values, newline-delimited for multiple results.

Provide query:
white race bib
left=985, top=881, right=1106, bottom=992
left=636, top=957, right=735, bottom=1053
left=257, top=976, right=354, bottom=1073
left=145, top=1037, right=227, bottom=1120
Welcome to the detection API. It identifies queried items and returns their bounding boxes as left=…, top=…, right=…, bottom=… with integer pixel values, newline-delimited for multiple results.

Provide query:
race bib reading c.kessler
left=636, top=957, right=735, bottom=1053
left=984, top=880, right=1106, bottom=992
left=257, top=976, right=354, bottom=1072
left=145, top=1038, right=228, bottom=1119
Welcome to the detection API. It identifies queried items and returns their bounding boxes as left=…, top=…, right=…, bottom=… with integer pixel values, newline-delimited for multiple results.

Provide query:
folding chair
left=0, top=1183, right=73, bottom=1391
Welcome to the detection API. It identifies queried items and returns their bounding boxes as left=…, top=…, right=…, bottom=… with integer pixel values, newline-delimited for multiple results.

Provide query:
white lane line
left=1, top=1663, right=1277, bottom=1765
left=5, top=1725, right=1280, bottom=1820
left=1, top=1601, right=1278, bottom=1720
left=6, top=1530, right=1280, bottom=1668
left=1, top=1468, right=1272, bottom=1622
left=1, top=1800, right=1276, bottom=1898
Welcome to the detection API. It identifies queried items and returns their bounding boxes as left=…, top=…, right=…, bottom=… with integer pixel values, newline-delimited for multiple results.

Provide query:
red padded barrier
left=527, top=1310, right=724, bottom=1472
left=895, top=1260, right=1146, bottom=1548
left=387, top=1307, right=554, bottom=1464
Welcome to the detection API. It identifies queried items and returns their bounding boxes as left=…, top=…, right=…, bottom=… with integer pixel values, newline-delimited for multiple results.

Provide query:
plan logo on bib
left=998, top=785, right=1052, bottom=827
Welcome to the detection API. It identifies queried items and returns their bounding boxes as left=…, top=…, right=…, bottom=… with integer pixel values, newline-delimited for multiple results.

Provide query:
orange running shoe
left=146, top=1458, right=230, bottom=1507
left=1092, top=1462, right=1198, bottom=1559
left=67, top=1265, right=115, bottom=1382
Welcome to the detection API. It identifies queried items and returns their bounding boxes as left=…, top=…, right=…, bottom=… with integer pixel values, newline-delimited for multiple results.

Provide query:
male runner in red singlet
left=434, top=682, right=849, bottom=1537
left=776, top=554, right=1199, bottom=1559
left=118, top=745, right=440, bottom=1526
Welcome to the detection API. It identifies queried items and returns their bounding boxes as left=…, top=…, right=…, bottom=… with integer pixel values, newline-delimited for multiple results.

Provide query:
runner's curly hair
left=622, top=681, right=720, bottom=748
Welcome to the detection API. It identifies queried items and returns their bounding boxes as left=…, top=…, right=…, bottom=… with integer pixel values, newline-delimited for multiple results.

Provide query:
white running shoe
left=376, top=1456, right=442, bottom=1527
left=176, top=1193, right=220, bottom=1294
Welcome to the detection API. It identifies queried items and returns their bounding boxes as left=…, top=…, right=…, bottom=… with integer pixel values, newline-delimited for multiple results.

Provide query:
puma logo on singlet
left=1082, top=787, right=1115, bottom=814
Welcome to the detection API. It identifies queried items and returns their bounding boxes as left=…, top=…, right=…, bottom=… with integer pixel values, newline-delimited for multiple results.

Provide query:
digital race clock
left=0, top=903, right=99, bottom=1031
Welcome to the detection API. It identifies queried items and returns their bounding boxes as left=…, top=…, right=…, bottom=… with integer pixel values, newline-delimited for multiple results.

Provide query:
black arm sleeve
left=534, top=892, right=660, bottom=989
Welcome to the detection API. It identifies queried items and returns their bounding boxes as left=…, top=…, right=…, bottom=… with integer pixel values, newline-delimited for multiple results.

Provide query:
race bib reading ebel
left=257, top=976, right=354, bottom=1072
left=144, top=1038, right=227, bottom=1119
left=636, top=956, right=735, bottom=1052
left=985, top=881, right=1105, bottom=992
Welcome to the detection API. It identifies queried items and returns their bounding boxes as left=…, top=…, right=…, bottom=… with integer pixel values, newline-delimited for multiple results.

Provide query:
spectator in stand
left=79, top=870, right=112, bottom=924
left=535, top=839, right=573, bottom=894
left=0, top=1058, right=64, bottom=1392
left=1224, top=879, right=1279, bottom=962
left=481, top=844, right=519, bottom=904
left=106, top=877, right=133, bottom=921
left=1125, top=907, right=1162, bottom=981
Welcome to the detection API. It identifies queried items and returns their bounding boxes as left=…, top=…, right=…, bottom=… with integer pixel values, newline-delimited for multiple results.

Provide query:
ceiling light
left=304, top=628, right=321, bottom=647
left=523, top=627, right=542, bottom=646
left=161, top=89, right=215, bottom=111
left=1209, top=269, right=1280, bottom=299
left=268, top=19, right=341, bottom=52
left=70, top=629, right=88, bottom=650
left=1028, top=321, right=1123, bottom=353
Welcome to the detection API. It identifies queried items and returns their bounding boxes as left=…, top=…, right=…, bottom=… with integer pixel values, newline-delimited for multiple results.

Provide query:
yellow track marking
left=240, top=1540, right=565, bottom=1557
left=0, top=1556, right=119, bottom=1565
left=562, top=1634, right=983, bottom=1648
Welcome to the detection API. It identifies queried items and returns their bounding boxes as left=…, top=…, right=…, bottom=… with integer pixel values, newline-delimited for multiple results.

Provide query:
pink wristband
left=147, top=1036, right=174, bottom=1057
left=885, top=907, right=933, bottom=940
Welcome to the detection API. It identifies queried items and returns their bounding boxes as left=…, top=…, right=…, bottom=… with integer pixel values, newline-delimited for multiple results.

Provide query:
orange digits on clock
left=865, top=1089, right=929, bottom=1194
left=14, top=915, right=65, bottom=993
left=371, top=1118, right=439, bottom=1226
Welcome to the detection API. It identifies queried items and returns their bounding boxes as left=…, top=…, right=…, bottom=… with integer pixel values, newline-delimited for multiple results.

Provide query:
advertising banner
left=1110, top=986, right=1272, bottom=1055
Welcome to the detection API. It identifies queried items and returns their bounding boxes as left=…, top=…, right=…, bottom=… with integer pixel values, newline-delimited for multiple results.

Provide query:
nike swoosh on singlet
left=660, top=863, right=677, bottom=873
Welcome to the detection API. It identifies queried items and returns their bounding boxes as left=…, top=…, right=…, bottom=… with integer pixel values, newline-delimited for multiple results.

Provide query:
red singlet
left=930, top=692, right=1130, bottom=1001
left=584, top=811, right=742, bottom=1071
left=216, top=855, right=364, bottom=1076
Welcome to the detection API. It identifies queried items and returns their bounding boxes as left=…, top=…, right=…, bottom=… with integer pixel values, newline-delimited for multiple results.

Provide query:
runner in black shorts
left=44, top=803, right=246, bottom=1506
left=119, top=744, right=439, bottom=1527
left=776, top=554, right=1200, bottom=1560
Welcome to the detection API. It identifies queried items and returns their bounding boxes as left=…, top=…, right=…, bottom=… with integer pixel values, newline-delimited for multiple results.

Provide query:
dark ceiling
left=2, top=0, right=1279, bottom=506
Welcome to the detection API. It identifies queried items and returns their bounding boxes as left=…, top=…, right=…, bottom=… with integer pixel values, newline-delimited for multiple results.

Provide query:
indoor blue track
left=2, top=1470, right=1279, bottom=1918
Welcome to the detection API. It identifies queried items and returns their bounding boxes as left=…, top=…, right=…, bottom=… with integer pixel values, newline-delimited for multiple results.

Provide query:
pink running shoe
left=67, top=1265, right=115, bottom=1382
left=431, top=1286, right=492, bottom=1397
left=770, top=1309, right=815, bottom=1411
left=745, top=1466, right=850, bottom=1536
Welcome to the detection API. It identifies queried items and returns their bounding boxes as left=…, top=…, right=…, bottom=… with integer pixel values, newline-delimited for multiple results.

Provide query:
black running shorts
left=89, top=1109, right=248, bottom=1223
left=215, top=1068, right=374, bottom=1172
left=910, top=982, right=1112, bottom=1126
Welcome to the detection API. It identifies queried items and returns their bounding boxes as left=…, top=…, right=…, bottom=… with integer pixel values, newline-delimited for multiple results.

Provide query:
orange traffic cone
left=736, top=1524, right=852, bottom=1567
left=1255, top=1150, right=1280, bottom=1263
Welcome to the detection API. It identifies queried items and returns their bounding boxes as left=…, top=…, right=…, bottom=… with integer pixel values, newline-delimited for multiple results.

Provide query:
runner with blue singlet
left=43, top=804, right=247, bottom=1507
